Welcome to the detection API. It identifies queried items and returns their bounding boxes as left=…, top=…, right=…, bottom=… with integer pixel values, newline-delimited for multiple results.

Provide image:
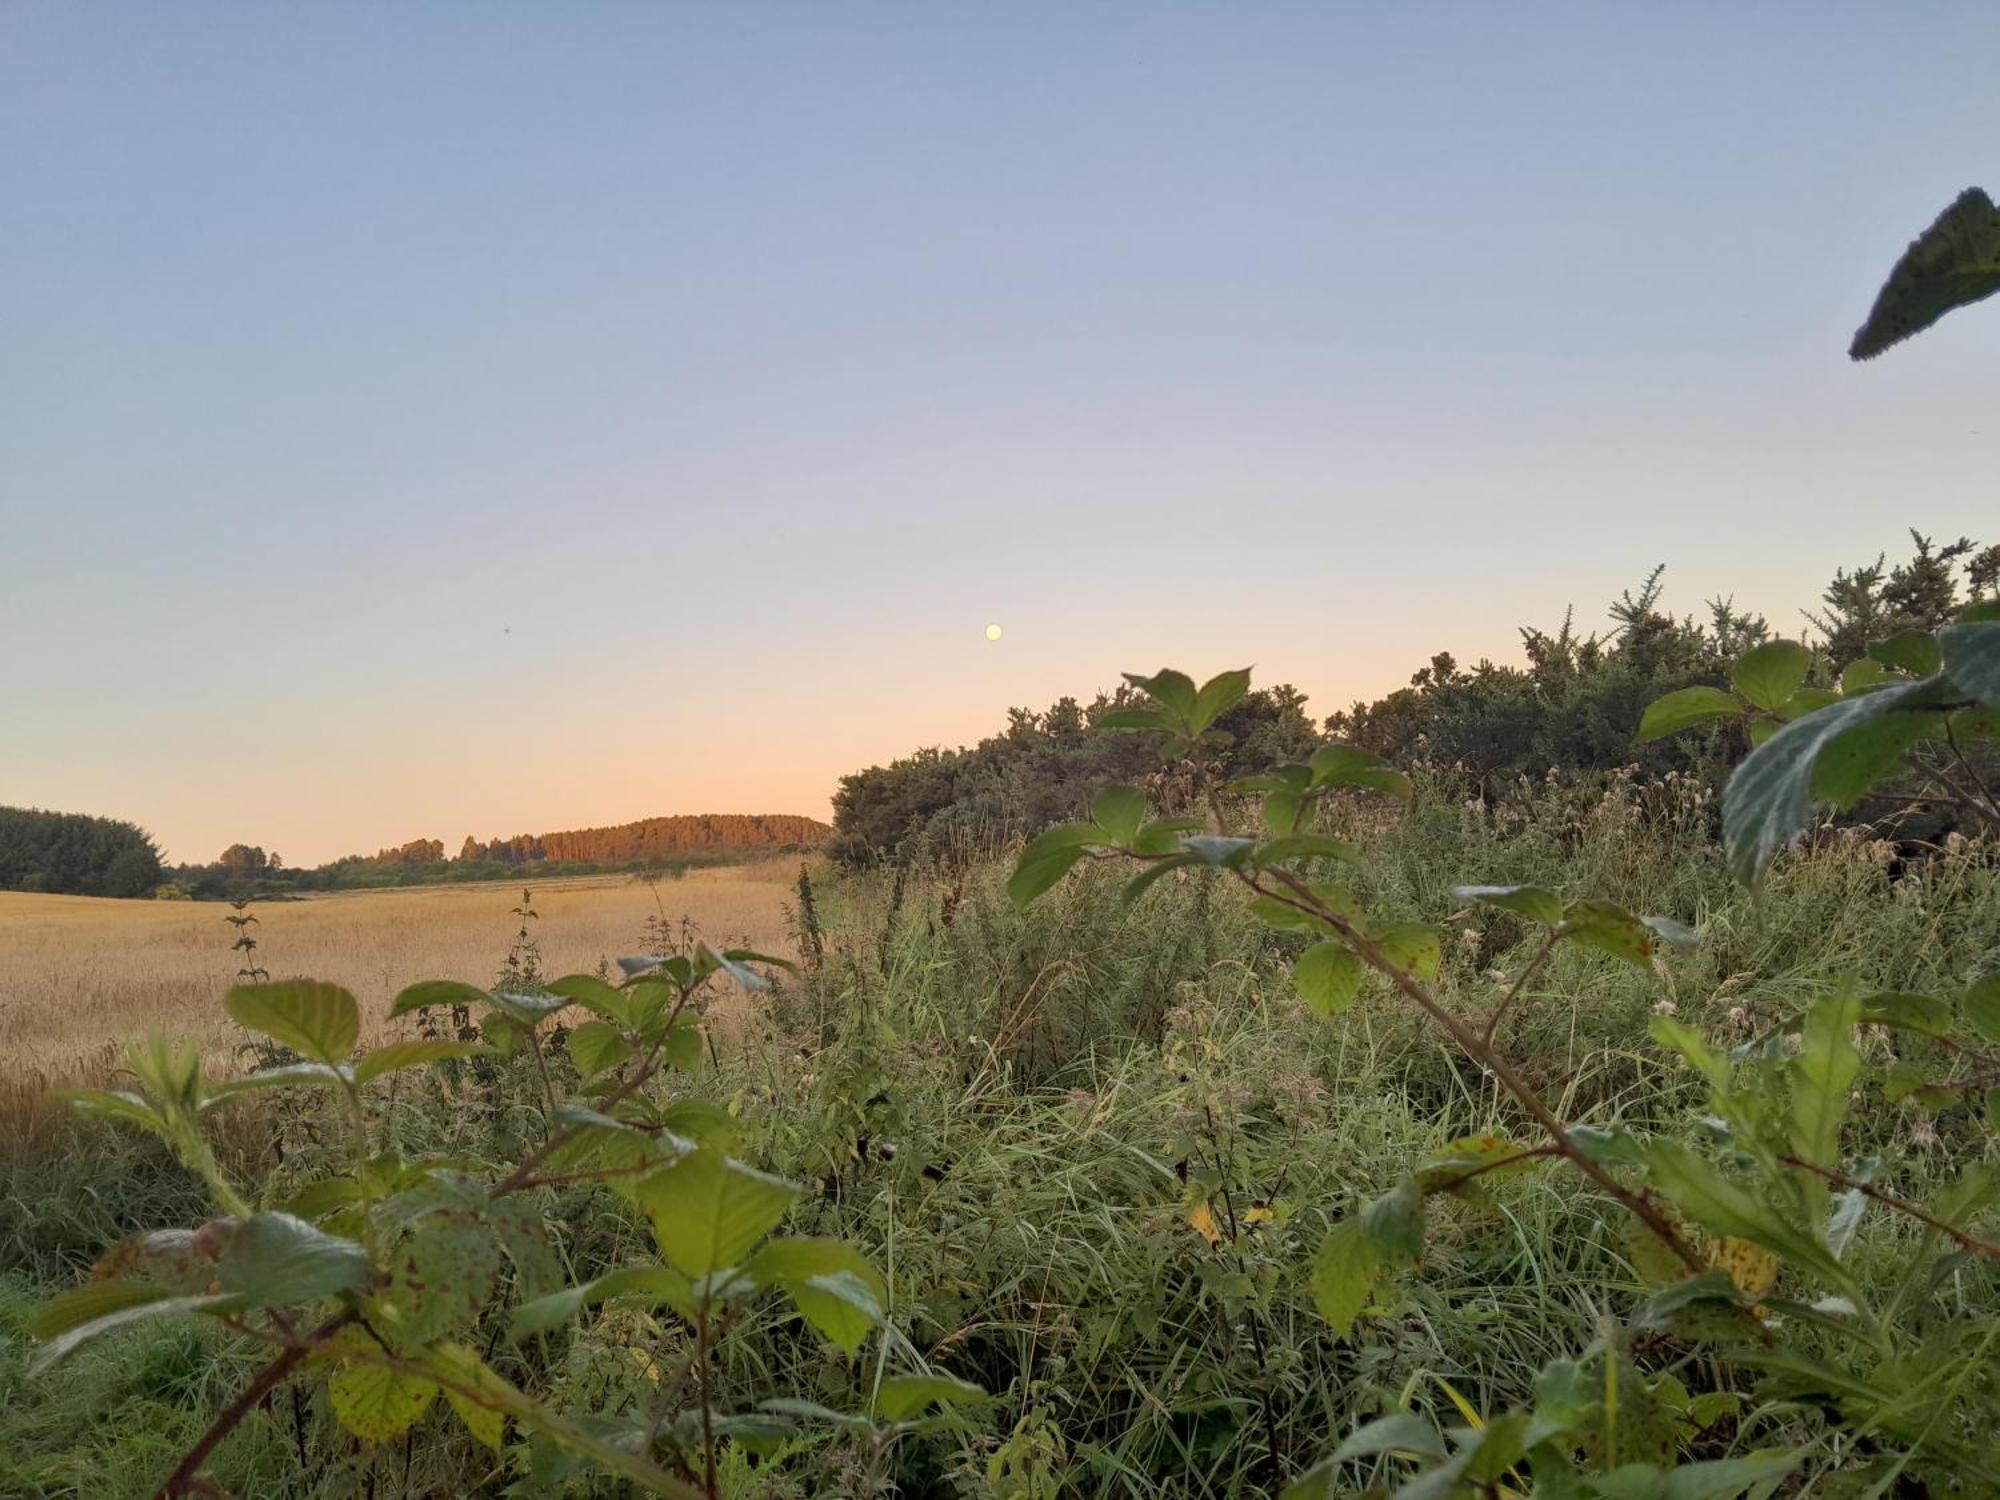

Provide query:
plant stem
left=157, top=1312, right=351, bottom=1498
left=1248, top=866, right=1705, bottom=1273
left=1779, top=1155, right=2000, bottom=1261
left=1482, top=930, right=1558, bottom=1048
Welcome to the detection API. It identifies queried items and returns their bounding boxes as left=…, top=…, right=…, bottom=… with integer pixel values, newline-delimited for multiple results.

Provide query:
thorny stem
left=696, top=1297, right=718, bottom=1500
left=1481, top=929, right=1559, bottom=1049
left=156, top=1311, right=352, bottom=1498
left=1780, top=1156, right=2000, bottom=1262
left=1942, top=719, right=2000, bottom=831
left=1245, top=865, right=1706, bottom=1273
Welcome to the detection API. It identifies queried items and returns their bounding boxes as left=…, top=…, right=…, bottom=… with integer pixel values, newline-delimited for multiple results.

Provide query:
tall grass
left=1, top=774, right=1995, bottom=1496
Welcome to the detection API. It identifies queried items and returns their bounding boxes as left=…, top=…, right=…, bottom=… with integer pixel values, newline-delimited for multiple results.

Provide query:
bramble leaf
left=1309, top=1218, right=1378, bottom=1339
left=748, top=1237, right=887, bottom=1353
left=354, top=1041, right=487, bottom=1084
left=1850, top=187, right=2000, bottom=359
left=1453, top=883, right=1564, bottom=926
left=635, top=1150, right=797, bottom=1277
left=1637, top=686, right=1742, bottom=742
left=1730, top=641, right=1811, bottom=714
left=330, top=1358, right=438, bottom=1443
left=1724, top=676, right=1954, bottom=883
left=1940, top=619, right=2000, bottom=705
left=873, top=1373, right=988, bottom=1423
left=216, top=1212, right=369, bottom=1307
left=1293, top=942, right=1363, bottom=1018
left=568, top=1020, right=634, bottom=1079
left=388, top=980, right=491, bottom=1020
left=226, top=981, right=359, bottom=1065
left=1091, top=785, right=1146, bottom=846
left=1964, top=972, right=2000, bottom=1047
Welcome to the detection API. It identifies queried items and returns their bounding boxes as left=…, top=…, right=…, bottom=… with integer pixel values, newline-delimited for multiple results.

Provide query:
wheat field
left=0, top=863, right=802, bottom=1101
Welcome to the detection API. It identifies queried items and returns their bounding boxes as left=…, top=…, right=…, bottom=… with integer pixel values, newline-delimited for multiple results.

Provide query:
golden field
left=0, top=863, right=801, bottom=1101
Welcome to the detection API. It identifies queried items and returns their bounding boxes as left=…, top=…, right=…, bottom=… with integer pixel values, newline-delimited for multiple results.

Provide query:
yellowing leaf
left=1706, top=1235, right=1778, bottom=1304
left=329, top=1359, right=437, bottom=1443
left=1186, top=1201, right=1223, bottom=1246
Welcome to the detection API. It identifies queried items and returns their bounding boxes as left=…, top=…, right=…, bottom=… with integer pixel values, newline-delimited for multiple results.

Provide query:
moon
left=984, top=623, right=1003, bottom=641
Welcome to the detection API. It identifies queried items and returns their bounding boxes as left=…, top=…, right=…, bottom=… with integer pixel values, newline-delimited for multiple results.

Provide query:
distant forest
left=831, top=531, right=1999, bottom=864
left=2, top=810, right=830, bottom=902
left=0, top=807, right=164, bottom=898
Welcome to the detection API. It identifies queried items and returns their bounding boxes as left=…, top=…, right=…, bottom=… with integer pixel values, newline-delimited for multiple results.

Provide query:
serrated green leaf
left=1309, top=1218, right=1379, bottom=1338
left=1293, top=941, right=1363, bottom=1018
left=1778, top=686, right=1841, bottom=720
left=353, top=1041, right=487, bottom=1085
left=748, top=1237, right=887, bottom=1353
left=1869, top=630, right=1943, bottom=677
left=1724, top=675, right=1956, bottom=883
left=226, top=981, right=359, bottom=1065
left=1179, top=834, right=1257, bottom=867
left=1964, top=972, right=2000, bottom=1046
left=216, top=1212, right=369, bottom=1307
left=1308, top=743, right=1412, bottom=797
left=488, top=990, right=570, bottom=1026
left=30, top=1292, right=238, bottom=1373
left=873, top=1373, right=988, bottom=1423
left=387, top=980, right=491, bottom=1020
left=1008, top=825, right=1097, bottom=907
left=1636, top=686, right=1743, bottom=742
left=1095, top=707, right=1175, bottom=731
left=1373, top=923, right=1441, bottom=979
left=378, top=1219, right=502, bottom=1352
left=544, top=973, right=636, bottom=1025
left=1123, top=669, right=1197, bottom=718
left=1940, top=619, right=2000, bottom=705
left=1452, top=883, right=1564, bottom=926
left=1090, top=785, right=1145, bottom=846
left=1790, top=991, right=1861, bottom=1171
left=32, top=1280, right=181, bottom=1342
left=1850, top=187, right=2000, bottom=359
left=1189, top=667, right=1252, bottom=735
left=567, top=1020, right=633, bottom=1079
left=1328, top=1411, right=1446, bottom=1463
left=1360, top=1178, right=1425, bottom=1264
left=1640, top=914, right=1698, bottom=950
left=210, top=1061, right=355, bottom=1098
left=1120, top=854, right=1192, bottom=906
left=510, top=1265, right=697, bottom=1338
left=635, top=1149, right=797, bottom=1277
left=1857, top=991, right=1953, bottom=1038
left=1731, top=641, right=1811, bottom=713
left=1253, top=833, right=1361, bottom=867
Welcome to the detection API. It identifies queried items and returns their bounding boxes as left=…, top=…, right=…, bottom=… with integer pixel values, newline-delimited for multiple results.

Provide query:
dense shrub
left=0, top=805, right=163, bottom=898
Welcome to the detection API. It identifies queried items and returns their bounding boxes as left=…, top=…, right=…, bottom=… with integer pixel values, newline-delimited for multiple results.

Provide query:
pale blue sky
left=2, top=4, right=1995, bottom=864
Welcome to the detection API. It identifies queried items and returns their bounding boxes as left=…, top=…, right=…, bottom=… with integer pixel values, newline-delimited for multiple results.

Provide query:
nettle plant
left=1012, top=663, right=2000, bottom=1497
left=35, top=946, right=979, bottom=1498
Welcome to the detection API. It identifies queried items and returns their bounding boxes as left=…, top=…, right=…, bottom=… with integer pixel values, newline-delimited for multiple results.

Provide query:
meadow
left=3, top=755, right=1997, bottom=1497
left=0, top=866, right=797, bottom=1122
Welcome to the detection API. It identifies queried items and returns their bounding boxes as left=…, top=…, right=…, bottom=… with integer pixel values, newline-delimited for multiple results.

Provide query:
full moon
left=984, top=623, right=1003, bottom=641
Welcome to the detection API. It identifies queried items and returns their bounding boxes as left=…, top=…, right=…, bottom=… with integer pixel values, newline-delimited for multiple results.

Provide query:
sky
left=3, top=4, right=1997, bottom=867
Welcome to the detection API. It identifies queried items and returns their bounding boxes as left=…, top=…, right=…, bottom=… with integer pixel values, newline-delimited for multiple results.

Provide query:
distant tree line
left=831, top=530, right=1999, bottom=863
left=0, top=806, right=163, bottom=897
left=461, top=813, right=831, bottom=864
left=165, top=812, right=833, bottom=901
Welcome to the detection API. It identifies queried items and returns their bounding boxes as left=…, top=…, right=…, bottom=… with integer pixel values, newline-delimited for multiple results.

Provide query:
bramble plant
left=1010, top=652, right=2000, bottom=1495
left=34, top=943, right=982, bottom=1497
